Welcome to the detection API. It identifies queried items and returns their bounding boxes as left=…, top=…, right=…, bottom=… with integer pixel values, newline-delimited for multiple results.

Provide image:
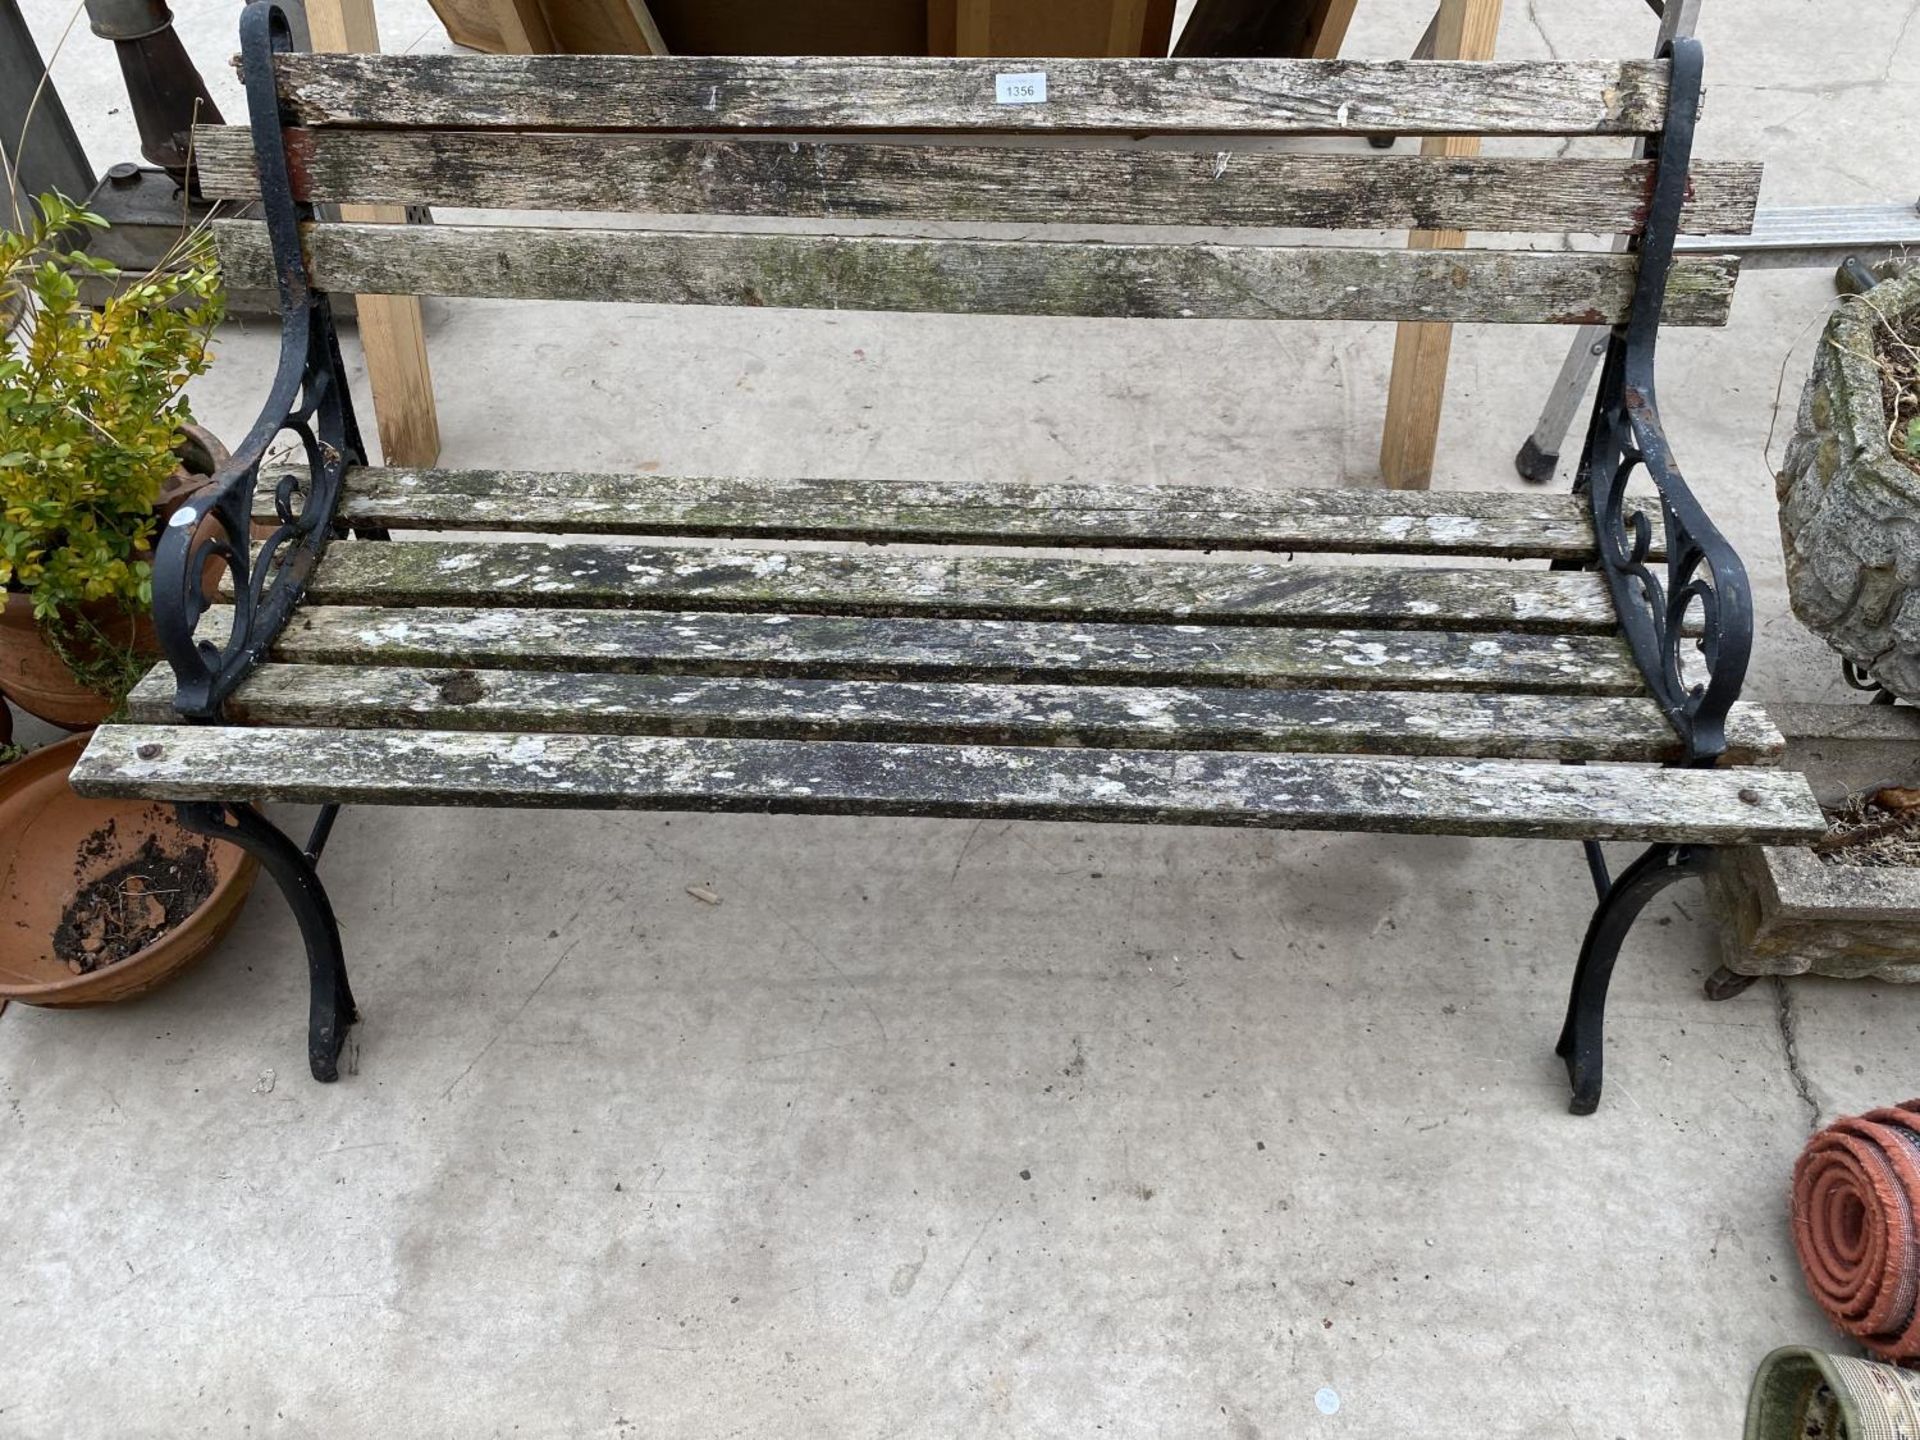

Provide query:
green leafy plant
left=0, top=191, right=223, bottom=700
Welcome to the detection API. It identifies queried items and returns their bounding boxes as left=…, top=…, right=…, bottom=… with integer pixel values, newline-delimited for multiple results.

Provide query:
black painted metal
left=1580, top=839, right=1612, bottom=901
left=304, top=803, right=341, bottom=863
left=151, top=0, right=361, bottom=722
left=1574, top=37, right=1751, bottom=767
left=154, top=5, right=363, bottom=1081
left=177, top=801, right=358, bottom=1082
left=1551, top=38, right=1753, bottom=1115
left=1842, top=657, right=1900, bottom=704
left=1557, top=842, right=1709, bottom=1115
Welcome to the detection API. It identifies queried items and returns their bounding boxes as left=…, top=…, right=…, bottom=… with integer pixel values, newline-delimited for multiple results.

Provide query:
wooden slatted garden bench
left=70, top=5, right=1828, bottom=1112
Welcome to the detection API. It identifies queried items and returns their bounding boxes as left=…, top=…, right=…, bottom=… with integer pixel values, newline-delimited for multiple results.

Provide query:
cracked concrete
left=4, top=0, right=1920, bottom=1436
left=1523, top=0, right=1561, bottom=62
left=1770, top=977, right=1824, bottom=1133
left=1884, top=0, right=1920, bottom=85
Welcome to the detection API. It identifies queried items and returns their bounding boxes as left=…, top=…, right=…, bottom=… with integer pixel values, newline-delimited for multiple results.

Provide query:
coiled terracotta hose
left=1793, top=1101, right=1920, bottom=1362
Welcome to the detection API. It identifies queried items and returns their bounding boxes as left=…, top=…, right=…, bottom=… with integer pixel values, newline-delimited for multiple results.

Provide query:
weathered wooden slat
left=298, top=540, right=1619, bottom=631
left=301, top=466, right=1666, bottom=562
left=212, top=220, right=1740, bottom=327
left=270, top=54, right=1675, bottom=137
left=194, top=126, right=1763, bottom=237
left=71, top=723, right=1827, bottom=845
left=124, top=662, right=1784, bottom=765
left=187, top=606, right=1642, bottom=693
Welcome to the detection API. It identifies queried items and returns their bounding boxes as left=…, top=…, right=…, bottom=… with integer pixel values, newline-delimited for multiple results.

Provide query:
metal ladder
left=1513, top=0, right=1920, bottom=482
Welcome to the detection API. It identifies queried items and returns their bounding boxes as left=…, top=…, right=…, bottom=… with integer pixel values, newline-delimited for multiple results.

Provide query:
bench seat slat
left=271, top=54, right=1675, bottom=137
left=311, top=467, right=1659, bottom=561
left=301, top=540, right=1619, bottom=632
left=124, top=663, right=1784, bottom=765
left=221, top=607, right=1641, bottom=693
left=192, top=127, right=1764, bottom=238
left=211, top=221, right=1740, bottom=327
left=70, top=724, right=1826, bottom=845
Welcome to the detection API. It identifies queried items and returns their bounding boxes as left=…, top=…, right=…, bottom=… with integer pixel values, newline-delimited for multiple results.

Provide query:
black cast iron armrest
left=1581, top=374, right=1753, bottom=764
left=151, top=1, right=363, bottom=721
left=1572, top=36, right=1751, bottom=766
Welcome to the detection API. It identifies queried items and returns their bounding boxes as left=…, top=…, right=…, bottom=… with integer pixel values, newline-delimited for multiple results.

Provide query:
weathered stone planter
left=1705, top=703, right=1920, bottom=983
left=1778, top=268, right=1920, bottom=702
left=1709, top=845, right=1920, bottom=984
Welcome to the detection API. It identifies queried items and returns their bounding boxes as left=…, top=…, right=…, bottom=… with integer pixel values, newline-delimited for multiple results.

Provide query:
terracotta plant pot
left=0, top=423, right=229, bottom=729
left=0, top=734, right=257, bottom=1006
left=0, top=593, right=150, bottom=729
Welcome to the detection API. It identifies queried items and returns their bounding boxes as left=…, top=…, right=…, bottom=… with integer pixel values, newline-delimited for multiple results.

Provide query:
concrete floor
left=5, top=0, right=1920, bottom=1435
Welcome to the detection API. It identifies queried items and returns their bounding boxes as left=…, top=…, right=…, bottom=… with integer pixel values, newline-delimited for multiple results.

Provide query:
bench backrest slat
left=211, top=220, right=1741, bottom=327
left=216, top=50, right=1750, bottom=330
left=272, top=53, right=1674, bottom=137
left=194, top=128, right=1762, bottom=238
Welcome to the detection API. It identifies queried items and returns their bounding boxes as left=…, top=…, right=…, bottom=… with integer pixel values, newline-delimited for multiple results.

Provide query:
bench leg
left=1556, top=842, right=1709, bottom=1116
left=178, top=802, right=357, bottom=1083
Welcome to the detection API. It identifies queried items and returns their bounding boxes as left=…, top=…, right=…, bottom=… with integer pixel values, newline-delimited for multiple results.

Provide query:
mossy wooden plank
left=299, top=539, right=1619, bottom=631
left=301, top=467, right=1666, bottom=562
left=124, top=662, right=1784, bottom=765
left=271, top=53, right=1674, bottom=137
left=195, top=126, right=1762, bottom=237
left=177, top=607, right=1645, bottom=692
left=72, top=723, right=1826, bottom=844
left=212, top=220, right=1740, bottom=327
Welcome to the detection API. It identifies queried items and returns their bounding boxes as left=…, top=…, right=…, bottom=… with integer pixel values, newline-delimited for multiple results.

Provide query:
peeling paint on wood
left=193, top=127, right=1761, bottom=238
left=211, top=220, right=1740, bottom=327
left=297, top=539, right=1621, bottom=632
left=288, top=467, right=1666, bottom=562
left=270, top=53, right=1675, bottom=137
left=73, top=723, right=1823, bottom=844
left=122, top=662, right=1784, bottom=766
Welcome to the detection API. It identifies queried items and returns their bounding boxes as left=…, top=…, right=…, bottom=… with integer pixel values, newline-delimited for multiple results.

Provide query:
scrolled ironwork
left=152, top=1, right=363, bottom=719
left=1573, top=37, right=1751, bottom=766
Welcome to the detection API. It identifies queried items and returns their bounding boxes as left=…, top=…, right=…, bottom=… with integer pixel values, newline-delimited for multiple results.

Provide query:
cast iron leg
left=1556, top=843, right=1709, bottom=1116
left=177, top=801, right=356, bottom=1082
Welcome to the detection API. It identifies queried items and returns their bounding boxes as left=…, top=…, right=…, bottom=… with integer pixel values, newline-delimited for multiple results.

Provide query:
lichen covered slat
left=121, top=662, right=1784, bottom=765
left=301, top=540, right=1619, bottom=632
left=192, top=126, right=1762, bottom=236
left=173, top=607, right=1643, bottom=691
left=72, top=723, right=1828, bottom=845
left=284, top=466, right=1664, bottom=562
left=212, top=219, right=1740, bottom=327
left=271, top=53, right=1675, bottom=137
